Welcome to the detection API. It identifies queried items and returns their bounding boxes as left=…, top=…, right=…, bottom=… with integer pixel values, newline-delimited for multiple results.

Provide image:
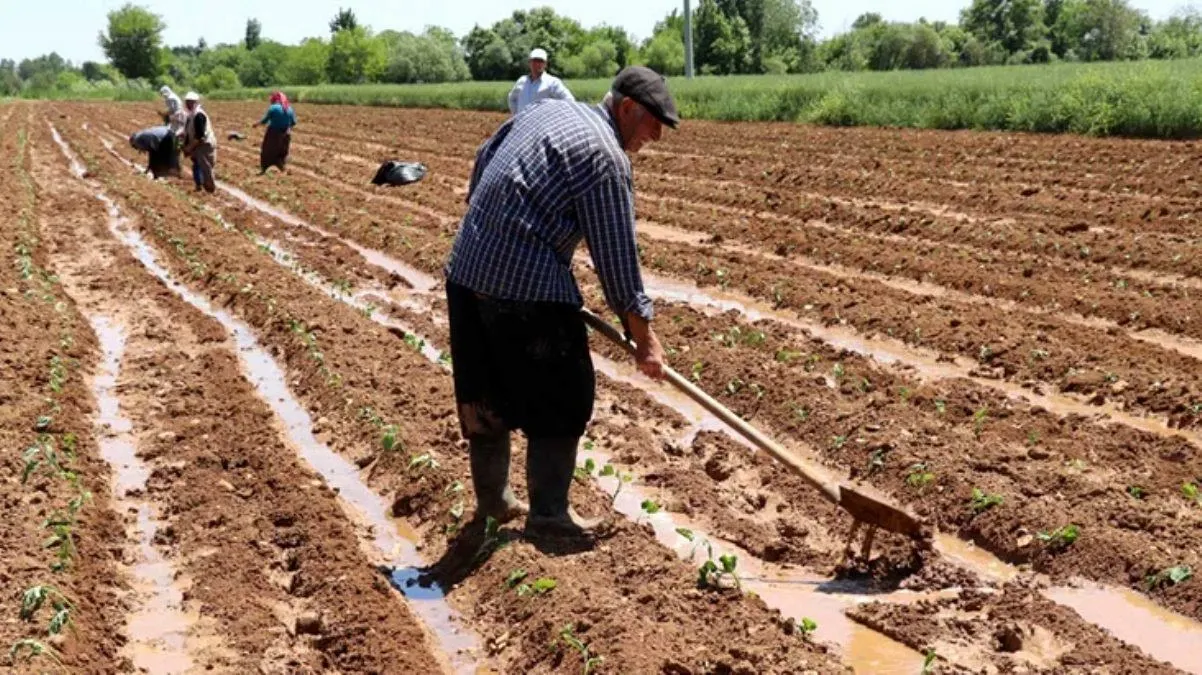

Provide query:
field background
left=209, top=58, right=1202, bottom=138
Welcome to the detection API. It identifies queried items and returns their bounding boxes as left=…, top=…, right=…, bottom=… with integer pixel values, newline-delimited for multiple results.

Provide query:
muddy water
left=51, top=127, right=485, bottom=674
left=635, top=267, right=1202, bottom=451
left=1046, top=584, right=1202, bottom=675
left=638, top=220, right=1202, bottom=365
left=90, top=316, right=200, bottom=673
left=938, top=529, right=1202, bottom=674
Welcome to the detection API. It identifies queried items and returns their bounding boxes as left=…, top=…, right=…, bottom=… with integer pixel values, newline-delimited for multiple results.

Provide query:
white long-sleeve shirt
left=507, top=73, right=575, bottom=115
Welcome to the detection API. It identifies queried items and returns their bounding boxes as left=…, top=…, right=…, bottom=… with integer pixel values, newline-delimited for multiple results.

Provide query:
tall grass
left=209, top=58, right=1202, bottom=138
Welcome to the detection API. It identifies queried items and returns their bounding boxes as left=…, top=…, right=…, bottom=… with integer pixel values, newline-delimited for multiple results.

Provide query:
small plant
left=832, top=363, right=845, bottom=381
left=505, top=569, right=528, bottom=589
left=922, top=649, right=938, bottom=674
left=1182, top=482, right=1200, bottom=504
left=866, top=447, right=888, bottom=476
left=1026, top=430, right=1040, bottom=446
left=972, top=407, right=989, bottom=439
left=9, top=638, right=60, bottom=665
left=639, top=499, right=661, bottom=521
left=1037, top=524, right=1080, bottom=550
left=690, top=361, right=704, bottom=382
left=437, top=351, right=452, bottom=366
left=832, top=435, right=847, bottom=449
left=19, top=586, right=70, bottom=622
left=798, top=617, right=818, bottom=638
left=574, top=458, right=597, bottom=483
left=969, top=488, right=1003, bottom=514
left=444, top=481, right=464, bottom=495
left=1127, top=485, right=1146, bottom=500
left=558, top=623, right=603, bottom=674
left=599, top=464, right=632, bottom=504
left=776, top=349, right=802, bottom=363
left=402, top=332, right=425, bottom=353
left=381, top=425, right=401, bottom=452
left=518, top=577, right=558, bottom=597
left=408, top=454, right=438, bottom=472
left=906, top=463, right=935, bottom=491
left=1145, top=565, right=1192, bottom=590
left=791, top=404, right=809, bottom=421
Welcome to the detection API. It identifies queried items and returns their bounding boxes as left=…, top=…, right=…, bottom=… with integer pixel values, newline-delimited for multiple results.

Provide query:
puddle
left=90, top=315, right=198, bottom=673
left=51, top=126, right=485, bottom=674
left=933, top=535, right=1020, bottom=583
left=1045, top=583, right=1202, bottom=674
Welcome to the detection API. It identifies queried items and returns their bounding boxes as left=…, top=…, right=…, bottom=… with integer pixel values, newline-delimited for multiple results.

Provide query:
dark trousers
left=445, top=280, right=595, bottom=441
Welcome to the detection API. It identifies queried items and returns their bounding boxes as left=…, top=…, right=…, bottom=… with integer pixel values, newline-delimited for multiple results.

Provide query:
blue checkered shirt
left=444, top=99, right=653, bottom=322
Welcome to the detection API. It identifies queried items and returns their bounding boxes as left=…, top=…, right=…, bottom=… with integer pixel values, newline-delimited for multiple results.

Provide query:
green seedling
left=574, top=458, right=597, bottom=483
left=699, top=553, right=741, bottom=591
left=47, top=605, right=71, bottom=636
left=437, top=351, right=452, bottom=366
left=1037, top=524, right=1080, bottom=550
left=776, top=349, right=802, bottom=363
left=449, top=500, right=465, bottom=521
left=19, top=586, right=70, bottom=622
left=906, top=463, right=935, bottom=491
left=866, top=447, right=888, bottom=476
left=505, top=569, right=528, bottom=589
left=1182, top=482, right=1200, bottom=504
left=35, top=415, right=52, bottom=431
left=48, top=356, right=66, bottom=393
left=402, top=332, right=425, bottom=353
left=934, top=399, right=946, bottom=415
left=1026, top=430, right=1040, bottom=446
left=798, top=617, right=818, bottom=638
left=360, top=304, right=376, bottom=318
left=1146, top=565, right=1192, bottom=590
left=408, top=454, right=438, bottom=472
left=9, top=638, right=60, bottom=665
left=380, top=425, right=401, bottom=452
left=972, top=407, right=989, bottom=439
left=791, top=404, right=809, bottom=421
left=444, top=481, right=464, bottom=496
left=558, top=623, right=603, bottom=675
left=639, top=499, right=661, bottom=521
left=899, top=387, right=912, bottom=402
left=832, top=363, right=845, bottom=381
left=676, top=527, right=694, bottom=542
left=922, top=649, right=938, bottom=674
left=969, top=488, right=1003, bottom=514
left=1127, top=485, right=1146, bottom=500
left=832, top=435, right=847, bottom=449
left=599, top=464, right=632, bottom=504
left=725, top=378, right=744, bottom=395
left=518, top=577, right=558, bottom=597
left=690, top=361, right=704, bottom=382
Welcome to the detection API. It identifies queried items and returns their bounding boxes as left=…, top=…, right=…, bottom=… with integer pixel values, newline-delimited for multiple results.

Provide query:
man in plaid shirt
left=444, top=66, right=678, bottom=537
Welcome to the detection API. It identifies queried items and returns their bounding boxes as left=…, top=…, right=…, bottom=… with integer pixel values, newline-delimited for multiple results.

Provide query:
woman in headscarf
left=253, top=91, right=297, bottom=174
left=159, top=86, right=187, bottom=137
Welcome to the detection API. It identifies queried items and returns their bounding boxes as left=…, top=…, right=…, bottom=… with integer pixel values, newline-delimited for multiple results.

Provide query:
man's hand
left=624, top=312, right=666, bottom=381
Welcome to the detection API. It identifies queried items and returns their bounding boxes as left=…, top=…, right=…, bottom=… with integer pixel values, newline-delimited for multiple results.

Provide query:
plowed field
left=2, top=99, right=1200, bottom=674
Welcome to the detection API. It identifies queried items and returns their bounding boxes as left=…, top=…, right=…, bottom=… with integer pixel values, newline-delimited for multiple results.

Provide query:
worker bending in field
left=507, top=48, right=574, bottom=116
left=445, top=66, right=677, bottom=537
left=181, top=91, right=217, bottom=193
left=253, top=90, right=296, bottom=174
left=128, top=125, right=181, bottom=179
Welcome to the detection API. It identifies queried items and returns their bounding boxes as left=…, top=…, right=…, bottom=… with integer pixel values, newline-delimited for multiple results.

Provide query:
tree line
left=4, top=0, right=1202, bottom=98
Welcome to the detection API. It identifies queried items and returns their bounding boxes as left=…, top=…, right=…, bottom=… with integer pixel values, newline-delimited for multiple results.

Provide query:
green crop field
left=208, top=58, right=1202, bottom=139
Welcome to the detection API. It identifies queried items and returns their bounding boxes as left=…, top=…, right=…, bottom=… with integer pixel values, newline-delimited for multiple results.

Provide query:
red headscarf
left=270, top=91, right=290, bottom=111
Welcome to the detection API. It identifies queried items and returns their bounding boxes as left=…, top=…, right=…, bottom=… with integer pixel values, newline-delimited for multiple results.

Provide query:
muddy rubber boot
left=525, top=436, right=603, bottom=537
left=468, top=434, right=528, bottom=524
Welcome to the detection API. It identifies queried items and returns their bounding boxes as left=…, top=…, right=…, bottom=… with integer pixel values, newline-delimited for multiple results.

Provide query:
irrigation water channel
left=89, top=315, right=202, bottom=673
left=51, top=125, right=487, bottom=674
left=66, top=122, right=1202, bottom=674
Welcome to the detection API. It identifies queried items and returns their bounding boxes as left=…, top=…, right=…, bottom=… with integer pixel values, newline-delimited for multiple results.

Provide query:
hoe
left=581, top=308, right=932, bottom=562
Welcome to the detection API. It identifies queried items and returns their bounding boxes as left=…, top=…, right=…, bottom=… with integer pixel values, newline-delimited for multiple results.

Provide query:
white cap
left=529, top=48, right=547, bottom=61
left=184, top=91, right=200, bottom=102
left=159, top=85, right=171, bottom=96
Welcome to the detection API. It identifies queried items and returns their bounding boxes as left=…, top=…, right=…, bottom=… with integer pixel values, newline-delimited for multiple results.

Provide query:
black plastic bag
left=371, top=160, right=427, bottom=187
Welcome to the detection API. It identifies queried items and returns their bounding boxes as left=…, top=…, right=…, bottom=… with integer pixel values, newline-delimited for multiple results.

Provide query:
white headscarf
left=160, top=86, right=186, bottom=134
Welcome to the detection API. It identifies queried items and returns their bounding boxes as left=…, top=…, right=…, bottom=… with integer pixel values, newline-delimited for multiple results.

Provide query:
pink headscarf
left=270, top=91, right=290, bottom=111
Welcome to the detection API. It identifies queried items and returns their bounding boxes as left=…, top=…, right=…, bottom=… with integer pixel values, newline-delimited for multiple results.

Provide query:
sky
left=0, top=0, right=1192, bottom=65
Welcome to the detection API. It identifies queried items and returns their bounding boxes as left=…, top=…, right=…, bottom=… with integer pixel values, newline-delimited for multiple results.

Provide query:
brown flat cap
left=612, top=66, right=680, bottom=129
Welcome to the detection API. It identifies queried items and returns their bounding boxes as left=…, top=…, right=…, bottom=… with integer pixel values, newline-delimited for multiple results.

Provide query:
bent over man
left=444, top=66, right=679, bottom=537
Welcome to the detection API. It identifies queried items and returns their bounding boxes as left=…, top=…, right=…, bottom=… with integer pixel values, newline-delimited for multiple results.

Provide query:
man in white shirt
left=507, top=48, right=575, bottom=115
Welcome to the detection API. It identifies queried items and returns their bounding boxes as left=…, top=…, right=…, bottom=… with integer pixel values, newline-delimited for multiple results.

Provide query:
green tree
left=591, top=25, right=635, bottom=69
left=1148, top=9, right=1202, bottom=58
left=194, top=65, right=239, bottom=92
left=640, top=28, right=687, bottom=75
left=326, top=26, right=386, bottom=83
left=0, top=59, right=20, bottom=96
left=1052, top=0, right=1147, bottom=61
left=98, top=3, right=166, bottom=79
left=961, top=0, right=1047, bottom=54
left=245, top=19, right=262, bottom=51
left=238, top=41, right=288, bottom=87
left=329, top=7, right=359, bottom=33
left=462, top=27, right=513, bottom=80
left=694, top=0, right=751, bottom=73
left=279, top=38, right=329, bottom=85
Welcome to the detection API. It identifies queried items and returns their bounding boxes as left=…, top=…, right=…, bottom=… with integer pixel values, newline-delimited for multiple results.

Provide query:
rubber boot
left=468, top=434, right=528, bottom=524
left=525, top=436, right=603, bottom=537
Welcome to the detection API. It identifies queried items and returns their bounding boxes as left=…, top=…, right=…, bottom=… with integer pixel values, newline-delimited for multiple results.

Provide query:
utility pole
left=684, top=0, right=695, bottom=79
